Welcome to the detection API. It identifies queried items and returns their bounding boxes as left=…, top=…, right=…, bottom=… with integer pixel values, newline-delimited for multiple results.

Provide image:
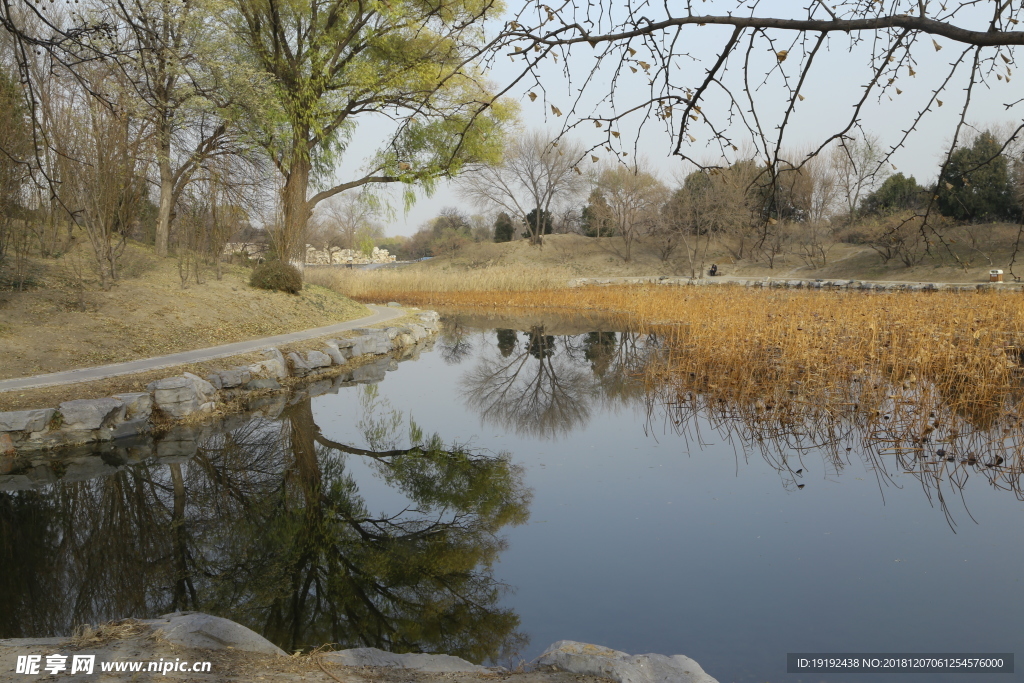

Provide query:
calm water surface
left=3, top=314, right=1023, bottom=683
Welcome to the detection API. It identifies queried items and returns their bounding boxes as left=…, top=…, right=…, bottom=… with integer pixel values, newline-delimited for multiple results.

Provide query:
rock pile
left=304, top=244, right=396, bottom=265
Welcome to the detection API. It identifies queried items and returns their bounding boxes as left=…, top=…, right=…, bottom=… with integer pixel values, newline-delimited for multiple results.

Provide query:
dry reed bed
left=318, top=274, right=1024, bottom=500
left=305, top=264, right=575, bottom=298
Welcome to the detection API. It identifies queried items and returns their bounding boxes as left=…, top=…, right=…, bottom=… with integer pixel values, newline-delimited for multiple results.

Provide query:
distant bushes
left=249, top=260, right=302, bottom=294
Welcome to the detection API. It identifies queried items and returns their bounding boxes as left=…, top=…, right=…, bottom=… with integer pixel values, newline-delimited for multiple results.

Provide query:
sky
left=330, top=1, right=1022, bottom=237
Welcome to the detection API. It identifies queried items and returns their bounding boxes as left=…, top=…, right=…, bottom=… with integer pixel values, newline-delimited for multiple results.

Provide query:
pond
left=2, top=312, right=1023, bottom=682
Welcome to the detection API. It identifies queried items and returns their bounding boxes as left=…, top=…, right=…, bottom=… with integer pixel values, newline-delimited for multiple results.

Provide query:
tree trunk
left=280, top=145, right=312, bottom=265
left=155, top=124, right=174, bottom=258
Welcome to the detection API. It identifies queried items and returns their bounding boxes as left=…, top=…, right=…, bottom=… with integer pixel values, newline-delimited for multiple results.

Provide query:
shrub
left=249, top=260, right=302, bottom=294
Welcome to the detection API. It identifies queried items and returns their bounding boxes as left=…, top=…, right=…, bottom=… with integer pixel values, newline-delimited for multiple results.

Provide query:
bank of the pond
left=0, top=612, right=719, bottom=683
left=0, top=311, right=441, bottom=455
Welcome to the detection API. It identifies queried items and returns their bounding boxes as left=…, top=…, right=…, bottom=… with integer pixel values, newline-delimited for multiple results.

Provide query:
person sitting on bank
left=709, top=264, right=718, bottom=277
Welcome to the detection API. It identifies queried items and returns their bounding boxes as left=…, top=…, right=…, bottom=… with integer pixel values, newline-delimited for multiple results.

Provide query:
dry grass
left=0, top=241, right=369, bottom=383
left=306, top=263, right=575, bottom=299
left=71, top=619, right=150, bottom=647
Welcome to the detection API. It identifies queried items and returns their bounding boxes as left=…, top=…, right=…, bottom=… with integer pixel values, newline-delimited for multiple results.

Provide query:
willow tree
left=230, top=0, right=514, bottom=264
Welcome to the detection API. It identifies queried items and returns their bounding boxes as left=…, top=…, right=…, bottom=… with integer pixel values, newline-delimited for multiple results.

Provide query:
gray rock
left=407, top=324, right=427, bottom=341
left=286, top=352, right=312, bottom=377
left=205, top=373, right=223, bottom=390
left=110, top=393, right=151, bottom=419
left=215, top=367, right=251, bottom=389
left=397, top=332, right=416, bottom=348
left=0, top=409, right=55, bottom=433
left=305, top=350, right=332, bottom=368
left=245, top=377, right=282, bottom=391
left=260, top=348, right=290, bottom=379
left=147, top=377, right=200, bottom=418
left=58, top=398, right=125, bottom=431
left=537, top=641, right=718, bottom=683
left=183, top=373, right=216, bottom=402
left=383, top=326, right=402, bottom=340
left=331, top=337, right=356, bottom=349
left=386, top=301, right=402, bottom=307
left=109, top=418, right=150, bottom=441
left=143, top=612, right=286, bottom=657
left=321, top=342, right=346, bottom=365
left=248, top=358, right=286, bottom=379
left=351, top=331, right=391, bottom=356
left=323, top=647, right=489, bottom=673
left=417, top=310, right=440, bottom=324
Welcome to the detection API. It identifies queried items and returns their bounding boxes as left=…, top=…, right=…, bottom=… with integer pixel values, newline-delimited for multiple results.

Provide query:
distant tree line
left=410, top=127, right=1024, bottom=275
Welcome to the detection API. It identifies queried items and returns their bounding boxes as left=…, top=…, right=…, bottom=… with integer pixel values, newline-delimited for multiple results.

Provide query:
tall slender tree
left=228, top=0, right=514, bottom=264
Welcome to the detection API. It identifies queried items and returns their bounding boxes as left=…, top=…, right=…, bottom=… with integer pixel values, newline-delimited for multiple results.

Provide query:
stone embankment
left=568, top=275, right=1024, bottom=292
left=0, top=612, right=719, bottom=683
left=0, top=311, right=441, bottom=457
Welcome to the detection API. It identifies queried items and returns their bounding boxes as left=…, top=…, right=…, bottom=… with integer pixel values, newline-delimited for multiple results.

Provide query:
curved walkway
left=0, top=304, right=406, bottom=393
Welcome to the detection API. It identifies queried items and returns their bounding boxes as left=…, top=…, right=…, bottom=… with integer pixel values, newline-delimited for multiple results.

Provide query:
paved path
left=0, top=304, right=405, bottom=393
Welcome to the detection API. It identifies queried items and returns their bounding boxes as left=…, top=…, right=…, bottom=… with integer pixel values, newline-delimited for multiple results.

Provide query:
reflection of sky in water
left=315, top=324, right=1024, bottom=683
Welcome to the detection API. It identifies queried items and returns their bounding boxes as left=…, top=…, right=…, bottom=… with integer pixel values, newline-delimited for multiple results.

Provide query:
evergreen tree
left=936, top=132, right=1020, bottom=222
left=521, top=208, right=553, bottom=239
left=493, top=212, right=514, bottom=242
left=580, top=190, right=616, bottom=237
left=861, top=173, right=925, bottom=216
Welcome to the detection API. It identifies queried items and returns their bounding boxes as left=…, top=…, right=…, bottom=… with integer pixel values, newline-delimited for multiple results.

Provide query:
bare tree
left=588, top=163, right=667, bottom=262
left=831, top=133, right=890, bottom=226
left=460, top=130, right=587, bottom=246
left=312, top=193, right=382, bottom=251
left=498, top=1, right=1024, bottom=269
left=58, top=68, right=150, bottom=290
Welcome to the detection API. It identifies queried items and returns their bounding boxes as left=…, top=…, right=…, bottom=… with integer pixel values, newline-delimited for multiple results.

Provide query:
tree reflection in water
left=0, top=397, right=531, bottom=662
left=456, top=318, right=1024, bottom=528
left=462, top=326, right=659, bottom=439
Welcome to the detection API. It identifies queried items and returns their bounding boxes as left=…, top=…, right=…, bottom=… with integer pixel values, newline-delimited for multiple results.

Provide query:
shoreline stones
left=569, top=275, right=1024, bottom=292
left=0, top=612, right=719, bottom=682
left=538, top=640, right=718, bottom=683
left=0, top=310, right=441, bottom=454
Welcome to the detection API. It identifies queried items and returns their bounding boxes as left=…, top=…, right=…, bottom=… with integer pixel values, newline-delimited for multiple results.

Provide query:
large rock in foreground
left=538, top=641, right=718, bottom=683
left=142, top=612, right=286, bottom=657
left=324, top=647, right=491, bottom=673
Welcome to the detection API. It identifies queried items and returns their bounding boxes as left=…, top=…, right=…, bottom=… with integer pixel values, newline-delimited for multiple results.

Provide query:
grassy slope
left=412, top=225, right=1024, bottom=283
left=0, top=242, right=369, bottom=382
